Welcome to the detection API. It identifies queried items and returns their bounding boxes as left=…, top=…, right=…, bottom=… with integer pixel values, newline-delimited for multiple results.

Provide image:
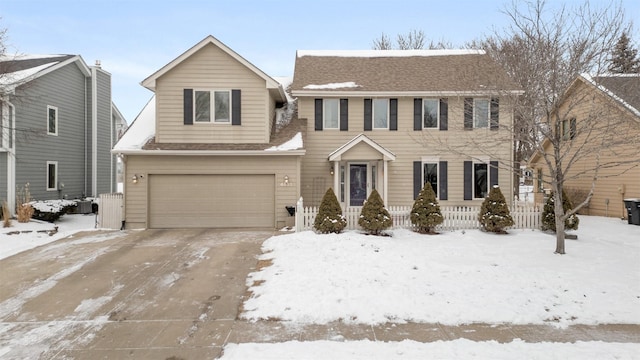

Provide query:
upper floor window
left=465, top=98, right=499, bottom=130
left=423, top=99, right=439, bottom=129
left=373, top=99, right=389, bottom=129
left=47, top=161, right=58, bottom=191
left=47, top=105, right=58, bottom=135
left=562, top=118, right=576, bottom=140
left=473, top=99, right=489, bottom=128
left=194, top=90, right=230, bottom=123
left=324, top=99, right=339, bottom=129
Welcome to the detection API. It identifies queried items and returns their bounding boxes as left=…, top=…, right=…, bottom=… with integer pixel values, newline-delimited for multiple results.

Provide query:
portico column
left=333, top=160, right=340, bottom=202
left=383, top=159, right=389, bottom=207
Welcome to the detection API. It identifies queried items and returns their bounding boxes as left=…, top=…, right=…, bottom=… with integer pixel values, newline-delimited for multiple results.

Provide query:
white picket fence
left=295, top=197, right=540, bottom=232
left=98, top=193, right=124, bottom=230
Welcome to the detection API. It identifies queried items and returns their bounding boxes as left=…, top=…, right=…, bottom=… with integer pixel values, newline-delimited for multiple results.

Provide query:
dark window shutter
left=439, top=98, right=448, bottom=131
left=314, top=99, right=323, bottom=131
left=414, top=98, right=422, bottom=130
left=232, top=89, right=241, bottom=125
left=183, top=89, right=193, bottom=125
left=413, top=161, right=422, bottom=200
left=490, top=97, right=499, bottom=130
left=389, top=98, right=398, bottom=131
left=364, top=99, right=372, bottom=131
left=439, top=161, right=448, bottom=200
left=490, top=161, right=499, bottom=187
left=464, top=98, right=473, bottom=129
left=464, top=161, right=472, bottom=200
left=570, top=118, right=576, bottom=139
left=340, top=99, right=348, bottom=131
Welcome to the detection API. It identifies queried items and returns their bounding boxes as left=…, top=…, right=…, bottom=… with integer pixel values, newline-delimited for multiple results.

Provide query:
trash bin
left=623, top=198, right=640, bottom=225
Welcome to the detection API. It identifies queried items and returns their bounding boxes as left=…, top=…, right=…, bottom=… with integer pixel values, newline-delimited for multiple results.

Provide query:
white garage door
left=148, top=174, right=275, bottom=228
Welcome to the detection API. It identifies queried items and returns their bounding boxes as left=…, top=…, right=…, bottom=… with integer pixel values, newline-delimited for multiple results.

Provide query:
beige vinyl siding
left=299, top=96, right=514, bottom=206
left=154, top=43, right=270, bottom=144
left=123, top=155, right=300, bottom=229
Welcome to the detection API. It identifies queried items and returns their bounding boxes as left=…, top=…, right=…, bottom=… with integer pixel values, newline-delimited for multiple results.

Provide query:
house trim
left=112, top=149, right=306, bottom=156
left=291, top=90, right=524, bottom=98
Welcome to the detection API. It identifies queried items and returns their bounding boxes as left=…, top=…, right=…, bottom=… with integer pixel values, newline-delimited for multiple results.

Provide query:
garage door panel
left=149, top=174, right=274, bottom=228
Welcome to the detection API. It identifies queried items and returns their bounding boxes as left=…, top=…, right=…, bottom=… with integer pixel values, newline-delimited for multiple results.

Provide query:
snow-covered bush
left=410, top=184, right=443, bottom=234
left=478, top=185, right=514, bottom=233
left=358, top=189, right=392, bottom=235
left=314, top=188, right=347, bottom=234
left=541, top=189, right=579, bottom=232
left=29, top=199, right=77, bottom=223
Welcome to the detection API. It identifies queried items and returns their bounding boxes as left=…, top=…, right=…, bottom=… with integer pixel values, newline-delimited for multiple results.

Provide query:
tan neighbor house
left=113, top=36, right=305, bottom=229
left=529, top=74, right=640, bottom=219
left=114, top=36, right=522, bottom=229
left=291, top=50, right=522, bottom=209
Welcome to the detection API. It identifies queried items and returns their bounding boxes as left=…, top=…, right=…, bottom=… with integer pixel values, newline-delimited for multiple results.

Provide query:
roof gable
left=329, top=134, right=396, bottom=161
left=0, top=55, right=90, bottom=93
left=141, top=35, right=283, bottom=97
left=291, top=50, right=522, bottom=96
left=584, top=74, right=640, bottom=118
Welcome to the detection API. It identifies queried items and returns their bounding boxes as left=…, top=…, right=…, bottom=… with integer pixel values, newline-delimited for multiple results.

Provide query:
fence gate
left=98, top=193, right=123, bottom=230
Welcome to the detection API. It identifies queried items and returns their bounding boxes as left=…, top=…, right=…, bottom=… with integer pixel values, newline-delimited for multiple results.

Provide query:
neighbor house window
left=194, top=90, right=231, bottom=123
left=562, top=118, right=576, bottom=140
left=474, top=99, right=489, bottom=128
left=423, top=99, right=439, bottom=128
left=537, top=169, right=544, bottom=192
left=47, top=161, right=58, bottom=191
left=373, top=99, right=389, bottom=129
left=474, top=162, right=488, bottom=198
left=423, top=162, right=438, bottom=197
left=324, top=99, right=339, bottom=129
left=47, top=105, right=58, bottom=135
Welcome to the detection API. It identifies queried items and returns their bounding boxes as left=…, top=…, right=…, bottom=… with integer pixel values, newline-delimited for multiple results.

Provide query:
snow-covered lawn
left=242, top=216, right=640, bottom=327
left=221, top=339, right=639, bottom=360
left=0, top=213, right=98, bottom=260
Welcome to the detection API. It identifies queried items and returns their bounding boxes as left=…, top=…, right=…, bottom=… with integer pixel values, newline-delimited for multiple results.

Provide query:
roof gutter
left=291, top=90, right=525, bottom=97
left=112, top=149, right=307, bottom=156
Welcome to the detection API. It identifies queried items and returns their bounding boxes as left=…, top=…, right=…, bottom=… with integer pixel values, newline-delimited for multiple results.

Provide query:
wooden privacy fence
left=98, top=193, right=124, bottom=230
left=295, top=197, right=541, bottom=232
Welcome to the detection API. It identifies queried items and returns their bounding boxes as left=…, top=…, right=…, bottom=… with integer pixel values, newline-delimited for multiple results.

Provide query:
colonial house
left=113, top=36, right=521, bottom=229
left=529, top=74, right=640, bottom=219
left=291, top=49, right=522, bottom=209
left=1, top=55, right=123, bottom=213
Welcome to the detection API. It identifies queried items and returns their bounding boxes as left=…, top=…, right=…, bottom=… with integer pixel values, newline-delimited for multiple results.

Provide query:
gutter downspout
left=4, top=102, right=16, bottom=215
left=84, top=77, right=88, bottom=197
left=91, top=66, right=98, bottom=197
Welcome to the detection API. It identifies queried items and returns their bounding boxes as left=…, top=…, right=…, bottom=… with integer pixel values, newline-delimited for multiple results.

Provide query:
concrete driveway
left=0, top=228, right=276, bottom=359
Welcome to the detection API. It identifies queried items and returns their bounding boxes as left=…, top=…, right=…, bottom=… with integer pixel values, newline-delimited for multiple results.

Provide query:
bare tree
left=426, top=0, right=638, bottom=254
left=372, top=29, right=452, bottom=50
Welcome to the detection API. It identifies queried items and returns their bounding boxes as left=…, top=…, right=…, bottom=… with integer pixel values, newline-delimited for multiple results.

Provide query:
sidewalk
left=227, top=320, right=640, bottom=344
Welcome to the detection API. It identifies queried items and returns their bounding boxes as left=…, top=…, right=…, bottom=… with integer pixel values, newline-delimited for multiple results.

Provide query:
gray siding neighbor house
left=0, top=54, right=124, bottom=214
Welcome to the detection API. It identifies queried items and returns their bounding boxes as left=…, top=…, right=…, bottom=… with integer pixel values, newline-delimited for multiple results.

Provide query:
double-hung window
left=423, top=99, right=439, bottom=129
left=323, top=99, right=339, bottom=129
left=473, top=99, right=489, bottom=129
left=194, top=90, right=230, bottom=123
left=373, top=99, right=389, bottom=129
left=474, top=162, right=488, bottom=198
left=47, top=105, right=58, bottom=135
left=47, top=161, right=58, bottom=191
left=423, top=162, right=438, bottom=197
left=562, top=118, right=576, bottom=140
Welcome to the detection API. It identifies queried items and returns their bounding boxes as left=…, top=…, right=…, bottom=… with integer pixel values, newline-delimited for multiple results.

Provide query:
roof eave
left=291, top=90, right=525, bottom=97
left=112, top=149, right=307, bottom=156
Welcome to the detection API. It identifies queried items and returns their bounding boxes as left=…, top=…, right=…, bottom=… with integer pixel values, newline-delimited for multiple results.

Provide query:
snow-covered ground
left=0, top=213, right=98, bottom=260
left=221, top=339, right=639, bottom=360
left=242, top=216, right=639, bottom=327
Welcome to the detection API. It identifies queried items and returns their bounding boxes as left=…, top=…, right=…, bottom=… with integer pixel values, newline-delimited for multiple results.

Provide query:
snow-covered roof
left=112, top=95, right=156, bottom=151
left=581, top=73, right=640, bottom=118
left=297, top=49, right=485, bottom=58
left=303, top=82, right=360, bottom=90
left=0, top=54, right=90, bottom=93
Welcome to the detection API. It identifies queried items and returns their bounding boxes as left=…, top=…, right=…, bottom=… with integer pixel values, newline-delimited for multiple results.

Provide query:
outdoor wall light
left=330, top=165, right=334, bottom=175
left=283, top=175, right=289, bottom=185
left=132, top=175, right=138, bottom=184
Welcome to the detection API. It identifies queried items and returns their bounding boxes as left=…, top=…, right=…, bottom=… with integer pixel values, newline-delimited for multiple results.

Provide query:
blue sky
left=2, top=0, right=639, bottom=123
